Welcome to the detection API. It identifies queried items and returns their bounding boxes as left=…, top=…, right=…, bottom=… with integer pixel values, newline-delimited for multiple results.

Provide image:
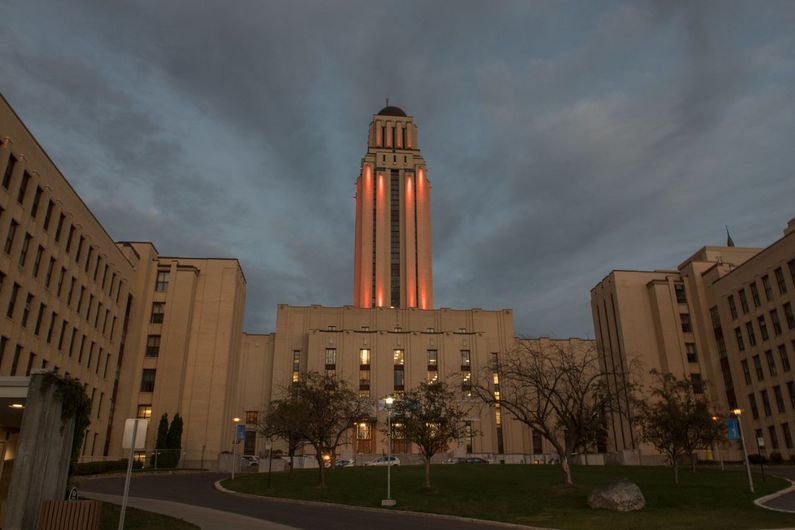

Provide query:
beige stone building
left=0, top=95, right=136, bottom=469
left=592, top=220, right=795, bottom=461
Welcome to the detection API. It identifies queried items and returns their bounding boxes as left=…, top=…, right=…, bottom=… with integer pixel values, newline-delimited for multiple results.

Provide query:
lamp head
left=385, top=396, right=394, bottom=406
left=732, top=408, right=742, bottom=416
left=233, top=417, right=241, bottom=423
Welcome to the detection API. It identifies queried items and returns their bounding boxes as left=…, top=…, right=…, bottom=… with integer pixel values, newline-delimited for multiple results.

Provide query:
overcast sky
left=2, top=1, right=794, bottom=337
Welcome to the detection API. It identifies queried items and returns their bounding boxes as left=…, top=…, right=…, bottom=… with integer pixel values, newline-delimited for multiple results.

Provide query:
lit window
left=393, top=349, right=404, bottom=365
left=137, top=404, right=152, bottom=419
left=246, top=411, right=258, bottom=424
left=325, top=348, right=336, bottom=366
left=359, top=348, right=370, bottom=365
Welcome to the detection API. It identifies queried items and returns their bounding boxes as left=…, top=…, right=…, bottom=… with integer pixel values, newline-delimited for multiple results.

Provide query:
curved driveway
left=79, top=472, right=536, bottom=530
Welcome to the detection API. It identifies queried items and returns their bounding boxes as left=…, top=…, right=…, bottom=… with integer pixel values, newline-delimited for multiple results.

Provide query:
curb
left=214, top=479, right=555, bottom=530
left=754, top=478, right=795, bottom=514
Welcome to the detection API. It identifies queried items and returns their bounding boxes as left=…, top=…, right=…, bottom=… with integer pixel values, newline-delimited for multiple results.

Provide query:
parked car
left=364, top=456, right=400, bottom=466
left=335, top=459, right=354, bottom=468
left=457, top=457, right=489, bottom=464
left=241, top=455, right=259, bottom=468
left=443, top=457, right=465, bottom=464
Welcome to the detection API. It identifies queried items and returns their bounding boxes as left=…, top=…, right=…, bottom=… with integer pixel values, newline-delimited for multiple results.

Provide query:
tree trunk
left=316, top=455, right=326, bottom=487
left=424, top=458, right=431, bottom=488
left=673, top=459, right=679, bottom=484
left=560, top=455, right=573, bottom=486
left=691, top=453, right=696, bottom=473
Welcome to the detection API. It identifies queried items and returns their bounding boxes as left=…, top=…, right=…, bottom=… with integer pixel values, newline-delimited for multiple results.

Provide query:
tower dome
left=377, top=106, right=407, bottom=117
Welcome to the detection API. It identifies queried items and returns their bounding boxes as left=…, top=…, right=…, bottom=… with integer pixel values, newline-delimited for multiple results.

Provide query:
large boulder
left=587, top=479, right=646, bottom=512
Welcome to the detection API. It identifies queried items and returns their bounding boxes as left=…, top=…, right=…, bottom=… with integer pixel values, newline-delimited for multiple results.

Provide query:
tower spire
left=726, top=225, right=736, bottom=247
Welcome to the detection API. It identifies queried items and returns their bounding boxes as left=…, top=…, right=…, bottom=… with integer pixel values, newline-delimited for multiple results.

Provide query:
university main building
left=0, top=97, right=586, bottom=476
left=2, top=92, right=793, bottom=480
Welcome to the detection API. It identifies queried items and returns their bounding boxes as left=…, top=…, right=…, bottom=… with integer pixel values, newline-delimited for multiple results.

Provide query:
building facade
left=592, top=222, right=795, bottom=461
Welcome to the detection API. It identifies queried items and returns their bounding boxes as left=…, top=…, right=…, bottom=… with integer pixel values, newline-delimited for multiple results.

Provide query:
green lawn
left=99, top=502, right=199, bottom=530
left=223, top=464, right=795, bottom=529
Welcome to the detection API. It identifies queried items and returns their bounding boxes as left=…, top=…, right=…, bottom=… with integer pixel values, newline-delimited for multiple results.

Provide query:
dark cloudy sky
left=2, top=1, right=794, bottom=337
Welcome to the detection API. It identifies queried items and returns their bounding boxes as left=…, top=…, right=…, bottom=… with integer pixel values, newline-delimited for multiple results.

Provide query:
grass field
left=99, top=502, right=199, bottom=530
left=223, top=464, right=794, bottom=529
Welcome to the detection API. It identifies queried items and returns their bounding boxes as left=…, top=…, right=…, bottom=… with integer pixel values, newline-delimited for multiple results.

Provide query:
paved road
left=79, top=472, right=539, bottom=530
left=765, top=466, right=795, bottom=512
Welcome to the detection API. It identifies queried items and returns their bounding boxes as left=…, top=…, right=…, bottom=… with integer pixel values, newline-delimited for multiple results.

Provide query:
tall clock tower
left=353, top=106, right=433, bottom=309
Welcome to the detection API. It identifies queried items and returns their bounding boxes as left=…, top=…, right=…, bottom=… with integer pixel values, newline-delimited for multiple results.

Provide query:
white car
left=364, top=456, right=400, bottom=466
left=241, top=455, right=259, bottom=468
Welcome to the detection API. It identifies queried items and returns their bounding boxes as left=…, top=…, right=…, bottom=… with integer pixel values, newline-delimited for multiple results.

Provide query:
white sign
left=122, top=419, right=148, bottom=450
left=756, top=436, right=765, bottom=448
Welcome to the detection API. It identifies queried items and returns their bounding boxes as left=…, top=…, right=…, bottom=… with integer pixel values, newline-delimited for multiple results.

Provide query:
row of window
left=1, top=153, right=125, bottom=306
left=734, top=304, right=794, bottom=352
left=747, top=381, right=795, bottom=420
left=755, top=423, right=794, bottom=452
left=740, top=342, right=793, bottom=384
left=728, top=263, right=795, bottom=319
left=1, top=270, right=118, bottom=344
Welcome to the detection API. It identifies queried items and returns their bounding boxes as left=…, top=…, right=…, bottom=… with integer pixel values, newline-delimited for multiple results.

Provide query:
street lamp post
left=231, top=417, right=241, bottom=481
left=711, top=416, right=724, bottom=471
left=382, top=396, right=396, bottom=507
left=732, top=409, right=754, bottom=493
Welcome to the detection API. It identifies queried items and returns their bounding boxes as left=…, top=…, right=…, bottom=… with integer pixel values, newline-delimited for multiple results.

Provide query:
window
left=770, top=310, right=782, bottom=336
left=2, top=154, right=16, bottom=188
left=16, top=171, right=30, bottom=204
left=325, top=348, right=336, bottom=366
left=18, top=233, right=31, bottom=267
left=758, top=316, right=769, bottom=341
left=775, top=267, right=787, bottom=294
left=43, top=201, right=54, bottom=231
left=140, top=369, right=156, bottom=392
left=685, top=343, right=698, bottom=363
left=4, top=220, right=18, bottom=254
left=356, top=422, right=372, bottom=453
left=44, top=258, right=55, bottom=288
left=291, top=350, right=300, bottom=382
left=65, top=225, right=75, bottom=253
left=32, top=245, right=44, bottom=277
left=394, top=348, right=405, bottom=390
left=728, top=295, right=738, bottom=319
left=21, top=294, right=33, bottom=327
left=461, top=350, right=471, bottom=368
left=735, top=327, right=745, bottom=351
left=773, top=386, right=786, bottom=413
left=427, top=370, right=439, bottom=383
left=761, top=390, right=772, bottom=417
left=149, top=302, right=165, bottom=324
left=6, top=283, right=20, bottom=319
left=137, top=404, right=152, bottom=419
left=741, top=360, right=752, bottom=384
left=359, top=369, right=370, bottom=390
left=427, top=349, right=438, bottom=368
left=762, top=275, right=773, bottom=301
left=748, top=393, right=759, bottom=419
left=750, top=282, right=761, bottom=307
left=768, top=426, right=780, bottom=450
left=739, top=289, right=749, bottom=313
left=155, top=270, right=169, bottom=292
left=691, top=373, right=704, bottom=394
left=790, top=259, right=795, bottom=285
left=46, top=312, right=57, bottom=343
left=246, top=411, right=258, bottom=424
left=784, top=303, right=795, bottom=330
left=359, top=348, right=370, bottom=365
left=25, top=352, right=36, bottom=376
left=789, top=382, right=795, bottom=409
left=675, top=283, right=687, bottom=304
left=146, top=335, right=161, bottom=357
left=29, top=187, right=44, bottom=218
left=783, top=423, right=793, bottom=449
left=56, top=267, right=66, bottom=297
left=746, top=322, right=757, bottom=346
left=765, top=350, right=777, bottom=377
left=753, top=355, right=764, bottom=380
left=779, top=344, right=791, bottom=372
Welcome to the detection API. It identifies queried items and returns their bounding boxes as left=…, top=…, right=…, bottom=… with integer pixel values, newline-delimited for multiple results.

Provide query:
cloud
left=2, top=0, right=794, bottom=335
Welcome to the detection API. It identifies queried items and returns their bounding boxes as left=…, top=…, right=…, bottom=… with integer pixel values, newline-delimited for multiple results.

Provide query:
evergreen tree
left=164, top=413, right=183, bottom=468
left=151, top=413, right=169, bottom=467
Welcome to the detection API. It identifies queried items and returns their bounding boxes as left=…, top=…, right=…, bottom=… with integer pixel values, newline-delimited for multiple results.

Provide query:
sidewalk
left=83, top=492, right=298, bottom=530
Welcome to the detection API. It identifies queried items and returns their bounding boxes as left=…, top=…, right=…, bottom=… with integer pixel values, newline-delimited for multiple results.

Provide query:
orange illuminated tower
left=353, top=106, right=433, bottom=309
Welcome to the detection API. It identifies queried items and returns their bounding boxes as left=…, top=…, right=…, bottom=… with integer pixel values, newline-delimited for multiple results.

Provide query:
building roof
left=377, top=105, right=407, bottom=117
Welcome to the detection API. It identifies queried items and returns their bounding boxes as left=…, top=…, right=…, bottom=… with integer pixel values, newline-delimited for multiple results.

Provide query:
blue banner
left=236, top=424, right=246, bottom=442
left=726, top=418, right=740, bottom=441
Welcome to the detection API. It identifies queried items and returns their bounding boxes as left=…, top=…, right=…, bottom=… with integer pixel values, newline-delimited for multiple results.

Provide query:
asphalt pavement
left=79, top=472, right=543, bottom=530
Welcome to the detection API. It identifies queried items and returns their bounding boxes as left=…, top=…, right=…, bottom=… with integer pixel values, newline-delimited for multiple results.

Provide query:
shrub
left=748, top=453, right=768, bottom=464
left=769, top=452, right=783, bottom=464
left=73, top=459, right=142, bottom=476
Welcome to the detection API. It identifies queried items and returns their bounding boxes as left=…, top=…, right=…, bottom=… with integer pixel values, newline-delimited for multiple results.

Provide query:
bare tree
left=258, top=396, right=307, bottom=473
left=285, top=372, right=371, bottom=487
left=636, top=370, right=721, bottom=483
left=390, top=382, right=471, bottom=488
left=473, top=342, right=626, bottom=486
